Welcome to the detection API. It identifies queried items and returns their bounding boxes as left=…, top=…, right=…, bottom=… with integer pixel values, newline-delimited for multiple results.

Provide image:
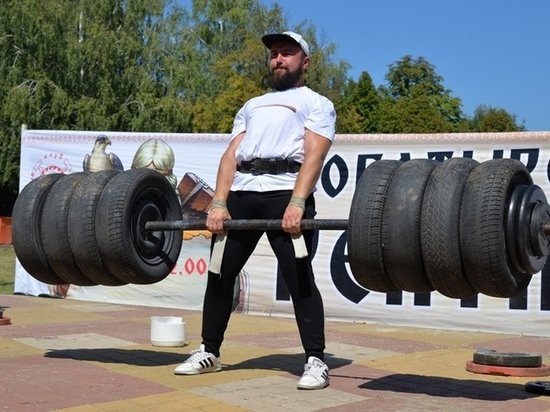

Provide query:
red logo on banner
left=31, top=153, right=73, bottom=179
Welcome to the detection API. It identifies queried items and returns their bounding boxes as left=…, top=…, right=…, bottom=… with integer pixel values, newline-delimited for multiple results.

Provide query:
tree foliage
left=469, top=104, right=525, bottom=132
left=337, top=72, right=380, bottom=133
left=376, top=55, right=467, bottom=133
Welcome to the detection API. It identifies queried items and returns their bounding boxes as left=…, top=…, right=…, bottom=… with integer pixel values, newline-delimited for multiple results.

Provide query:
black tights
left=201, top=190, right=325, bottom=362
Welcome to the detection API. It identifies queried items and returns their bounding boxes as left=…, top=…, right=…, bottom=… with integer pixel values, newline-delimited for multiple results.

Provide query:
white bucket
left=150, top=316, right=185, bottom=347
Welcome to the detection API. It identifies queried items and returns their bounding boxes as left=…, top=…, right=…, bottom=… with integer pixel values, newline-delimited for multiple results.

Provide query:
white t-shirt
left=230, top=86, right=336, bottom=192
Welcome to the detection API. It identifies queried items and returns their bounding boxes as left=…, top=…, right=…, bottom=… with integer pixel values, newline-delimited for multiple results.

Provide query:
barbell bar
left=144, top=219, right=350, bottom=231
left=144, top=219, right=550, bottom=238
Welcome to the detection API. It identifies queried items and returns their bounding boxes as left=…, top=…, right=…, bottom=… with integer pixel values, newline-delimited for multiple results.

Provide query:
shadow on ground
left=44, top=348, right=185, bottom=366
left=44, top=349, right=353, bottom=376
left=358, top=372, right=536, bottom=401
left=44, top=349, right=539, bottom=401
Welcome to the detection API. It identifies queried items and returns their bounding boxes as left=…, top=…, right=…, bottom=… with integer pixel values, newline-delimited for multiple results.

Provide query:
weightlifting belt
left=237, top=158, right=301, bottom=175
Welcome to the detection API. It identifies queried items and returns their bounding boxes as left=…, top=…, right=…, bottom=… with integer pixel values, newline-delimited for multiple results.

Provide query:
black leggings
left=201, top=190, right=326, bottom=362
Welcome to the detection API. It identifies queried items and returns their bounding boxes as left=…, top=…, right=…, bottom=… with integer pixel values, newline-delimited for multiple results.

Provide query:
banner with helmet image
left=16, top=129, right=550, bottom=336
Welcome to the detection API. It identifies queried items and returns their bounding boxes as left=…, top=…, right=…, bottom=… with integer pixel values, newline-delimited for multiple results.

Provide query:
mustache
left=271, top=64, right=289, bottom=73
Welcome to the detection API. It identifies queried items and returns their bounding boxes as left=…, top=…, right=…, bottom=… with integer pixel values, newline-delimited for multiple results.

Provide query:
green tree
left=376, top=55, right=467, bottom=133
left=376, top=94, right=449, bottom=133
left=0, top=0, right=177, bottom=214
left=337, top=72, right=380, bottom=133
left=469, top=104, right=525, bottom=132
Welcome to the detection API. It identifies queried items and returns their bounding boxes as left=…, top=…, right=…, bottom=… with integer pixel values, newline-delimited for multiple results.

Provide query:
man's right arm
left=206, top=132, right=245, bottom=234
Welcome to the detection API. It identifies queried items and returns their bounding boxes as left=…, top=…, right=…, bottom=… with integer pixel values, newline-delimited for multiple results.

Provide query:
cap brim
left=261, top=33, right=300, bottom=49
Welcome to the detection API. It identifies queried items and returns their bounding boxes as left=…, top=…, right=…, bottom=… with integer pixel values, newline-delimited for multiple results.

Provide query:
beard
left=267, top=66, right=304, bottom=91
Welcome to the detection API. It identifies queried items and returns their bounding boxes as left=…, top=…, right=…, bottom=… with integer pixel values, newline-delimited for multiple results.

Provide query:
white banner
left=16, top=130, right=550, bottom=336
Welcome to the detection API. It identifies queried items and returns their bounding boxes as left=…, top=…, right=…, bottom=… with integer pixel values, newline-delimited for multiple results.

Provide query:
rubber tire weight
left=460, top=159, right=533, bottom=298
left=348, top=160, right=403, bottom=292
left=41, top=172, right=97, bottom=286
left=381, top=158, right=439, bottom=292
left=68, top=169, right=127, bottom=286
left=11, top=173, right=66, bottom=285
left=421, top=157, right=479, bottom=299
left=95, top=168, right=183, bottom=284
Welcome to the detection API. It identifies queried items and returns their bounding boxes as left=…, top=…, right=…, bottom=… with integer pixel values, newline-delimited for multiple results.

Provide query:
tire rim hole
left=134, top=199, right=164, bottom=255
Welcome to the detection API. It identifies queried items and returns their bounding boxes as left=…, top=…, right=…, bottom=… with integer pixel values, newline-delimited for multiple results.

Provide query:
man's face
left=267, top=42, right=309, bottom=91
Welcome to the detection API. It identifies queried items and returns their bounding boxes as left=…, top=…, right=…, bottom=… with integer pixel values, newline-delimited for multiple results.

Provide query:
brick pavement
left=1, top=294, right=549, bottom=411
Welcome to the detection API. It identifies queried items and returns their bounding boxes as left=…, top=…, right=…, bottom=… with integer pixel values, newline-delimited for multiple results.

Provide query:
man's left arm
left=282, top=129, right=333, bottom=234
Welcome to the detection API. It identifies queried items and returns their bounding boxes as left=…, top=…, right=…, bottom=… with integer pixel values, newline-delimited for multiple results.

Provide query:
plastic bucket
left=150, top=316, right=185, bottom=347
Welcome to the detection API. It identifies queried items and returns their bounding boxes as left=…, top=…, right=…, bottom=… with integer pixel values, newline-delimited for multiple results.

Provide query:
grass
left=0, top=245, right=15, bottom=294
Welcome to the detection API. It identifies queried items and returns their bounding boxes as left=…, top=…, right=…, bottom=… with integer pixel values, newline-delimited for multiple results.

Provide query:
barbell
left=11, top=157, right=550, bottom=299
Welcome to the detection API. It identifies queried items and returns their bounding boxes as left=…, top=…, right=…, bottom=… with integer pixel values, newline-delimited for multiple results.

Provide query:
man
left=174, top=31, right=336, bottom=390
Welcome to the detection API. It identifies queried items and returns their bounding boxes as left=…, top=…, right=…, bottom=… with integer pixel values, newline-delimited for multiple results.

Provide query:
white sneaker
left=297, top=356, right=329, bottom=390
left=174, top=344, right=221, bottom=375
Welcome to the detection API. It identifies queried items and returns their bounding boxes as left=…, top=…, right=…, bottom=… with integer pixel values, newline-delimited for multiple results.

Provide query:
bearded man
left=174, top=31, right=336, bottom=390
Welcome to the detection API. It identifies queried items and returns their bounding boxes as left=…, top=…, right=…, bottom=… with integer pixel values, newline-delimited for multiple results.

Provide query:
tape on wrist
left=288, top=196, right=306, bottom=211
left=209, top=199, right=228, bottom=212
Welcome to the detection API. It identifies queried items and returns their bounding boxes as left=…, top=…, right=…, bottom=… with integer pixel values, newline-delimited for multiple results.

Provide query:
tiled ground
left=1, top=294, right=549, bottom=411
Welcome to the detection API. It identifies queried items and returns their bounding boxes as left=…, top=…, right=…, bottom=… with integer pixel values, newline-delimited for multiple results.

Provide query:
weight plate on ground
left=466, top=361, right=550, bottom=377
left=421, top=157, right=479, bottom=299
left=525, top=381, right=550, bottom=395
left=68, top=170, right=127, bottom=286
left=460, top=159, right=533, bottom=298
left=473, top=349, right=542, bottom=367
left=382, top=158, right=439, bottom=292
left=41, top=172, right=97, bottom=286
left=348, top=160, right=402, bottom=292
left=11, top=173, right=66, bottom=285
left=95, top=168, right=183, bottom=284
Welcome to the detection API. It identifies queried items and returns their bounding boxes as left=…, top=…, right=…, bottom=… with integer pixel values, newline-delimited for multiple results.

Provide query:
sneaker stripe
left=199, top=358, right=213, bottom=369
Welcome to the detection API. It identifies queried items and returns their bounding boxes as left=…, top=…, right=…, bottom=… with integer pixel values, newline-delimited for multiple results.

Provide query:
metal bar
left=145, top=219, right=349, bottom=231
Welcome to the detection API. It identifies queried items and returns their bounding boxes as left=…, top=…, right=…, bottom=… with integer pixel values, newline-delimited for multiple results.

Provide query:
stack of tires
left=11, top=169, right=183, bottom=286
left=348, top=157, right=550, bottom=299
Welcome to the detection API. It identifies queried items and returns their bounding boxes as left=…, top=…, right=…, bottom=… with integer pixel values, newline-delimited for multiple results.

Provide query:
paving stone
left=13, top=332, right=138, bottom=350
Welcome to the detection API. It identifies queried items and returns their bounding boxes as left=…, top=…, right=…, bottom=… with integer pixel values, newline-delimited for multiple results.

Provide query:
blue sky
left=264, top=0, right=549, bottom=131
left=179, top=0, right=549, bottom=131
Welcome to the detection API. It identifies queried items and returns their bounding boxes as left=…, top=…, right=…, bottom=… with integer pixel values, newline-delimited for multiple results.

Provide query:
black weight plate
left=516, top=184, right=549, bottom=274
left=504, top=184, right=529, bottom=275
left=525, top=381, right=550, bottom=395
left=473, top=349, right=542, bottom=367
